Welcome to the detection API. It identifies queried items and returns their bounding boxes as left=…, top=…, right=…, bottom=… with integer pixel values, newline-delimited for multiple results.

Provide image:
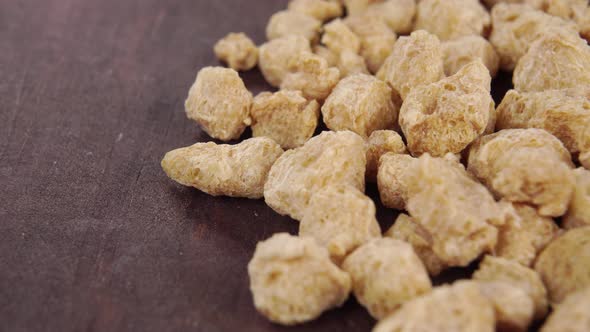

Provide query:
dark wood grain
left=0, top=1, right=520, bottom=331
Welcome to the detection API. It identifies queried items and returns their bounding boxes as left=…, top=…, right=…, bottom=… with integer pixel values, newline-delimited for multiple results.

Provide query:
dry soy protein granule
left=321, top=18, right=361, bottom=55
left=185, top=66, right=252, bottom=141
left=298, top=184, right=381, bottom=264
left=258, top=35, right=311, bottom=87
left=475, top=281, right=535, bottom=332
left=280, top=51, right=341, bottom=101
left=344, top=14, right=397, bottom=74
left=414, top=0, right=491, bottom=41
left=365, top=130, right=406, bottom=182
left=336, top=49, right=370, bottom=77
left=265, top=10, right=322, bottom=43
left=342, top=238, right=432, bottom=320
left=563, top=168, right=590, bottom=229
left=161, top=137, right=283, bottom=199
left=526, top=0, right=590, bottom=41
left=250, top=90, right=320, bottom=150
left=376, top=153, right=415, bottom=210
left=540, top=287, right=590, bottom=332
left=287, top=0, right=343, bottom=22
left=441, top=35, right=499, bottom=77
left=247, top=233, right=351, bottom=325
left=213, top=32, right=258, bottom=71
left=313, top=44, right=338, bottom=67
left=346, top=0, right=416, bottom=35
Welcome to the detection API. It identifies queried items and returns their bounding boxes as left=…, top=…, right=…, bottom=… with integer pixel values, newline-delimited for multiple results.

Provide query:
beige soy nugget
left=513, top=30, right=590, bottom=92
left=336, top=50, right=369, bottom=77
left=534, top=227, right=590, bottom=304
left=258, top=35, right=311, bottom=87
left=248, top=233, right=351, bottom=325
left=377, top=30, right=444, bottom=100
left=345, top=15, right=397, bottom=73
left=385, top=214, right=447, bottom=276
left=322, top=74, right=398, bottom=138
left=288, top=0, right=343, bottom=22
left=281, top=52, right=341, bottom=101
left=373, top=281, right=495, bottom=332
left=313, top=45, right=338, bottom=67
left=343, top=0, right=384, bottom=16
left=161, top=137, right=283, bottom=199
left=266, top=10, right=321, bottom=43
left=564, top=168, right=590, bottom=229
left=363, top=0, right=416, bottom=35
left=250, top=90, right=320, bottom=149
left=321, top=19, right=361, bottom=55
left=442, top=35, right=499, bottom=77
left=541, top=287, right=590, bottom=332
left=342, top=238, right=432, bottom=320
left=414, top=0, right=490, bottom=41
left=526, top=0, right=590, bottom=41
left=185, top=67, right=252, bottom=141
left=366, top=130, right=407, bottom=182
left=264, top=131, right=366, bottom=221
left=473, top=256, right=548, bottom=320
left=399, top=61, right=495, bottom=157
left=213, top=32, right=258, bottom=71
left=476, top=281, right=535, bottom=332
left=299, top=185, right=381, bottom=263
left=377, top=153, right=415, bottom=210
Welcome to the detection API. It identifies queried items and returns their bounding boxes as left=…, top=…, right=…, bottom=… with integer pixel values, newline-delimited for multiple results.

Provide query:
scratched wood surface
left=1, top=0, right=525, bottom=331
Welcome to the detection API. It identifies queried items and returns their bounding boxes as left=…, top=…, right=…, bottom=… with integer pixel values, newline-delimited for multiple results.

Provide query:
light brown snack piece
left=336, top=50, right=369, bottom=77
left=213, top=32, right=258, bottom=71
left=385, top=214, right=447, bottom=276
left=540, top=287, right=590, bottom=332
left=258, top=35, right=311, bottom=87
left=399, top=61, right=494, bottom=157
left=342, top=238, right=432, bottom=320
left=476, top=281, right=535, bottom=332
left=373, top=281, right=495, bottom=332
left=473, top=255, right=548, bottom=320
left=377, top=30, right=444, bottom=100
left=250, top=90, right=320, bottom=149
left=345, top=15, right=397, bottom=73
left=343, top=0, right=384, bottom=16
left=299, top=184, right=381, bottom=264
left=526, top=0, right=590, bottom=41
left=264, top=131, right=366, bottom=221
left=313, top=45, right=338, bottom=67
left=366, top=131, right=407, bottom=182
left=377, top=153, right=415, bottom=210
left=288, top=0, right=344, bottom=22
left=414, top=0, right=491, bottom=41
left=534, top=227, right=590, bottom=304
left=442, top=35, right=499, bottom=77
left=564, top=168, right=590, bottom=229
left=281, top=52, right=341, bottom=101
left=321, top=19, right=362, bottom=55
left=248, top=233, right=351, bottom=325
left=513, top=30, right=590, bottom=92
left=468, top=129, right=575, bottom=217
left=185, top=67, right=252, bottom=141
left=322, top=74, right=398, bottom=138
left=266, top=10, right=322, bottom=43
left=161, top=137, right=283, bottom=199
left=362, top=0, right=416, bottom=34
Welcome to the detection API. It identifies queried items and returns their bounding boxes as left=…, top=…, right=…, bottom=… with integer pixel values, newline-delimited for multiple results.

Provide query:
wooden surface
left=1, top=0, right=518, bottom=331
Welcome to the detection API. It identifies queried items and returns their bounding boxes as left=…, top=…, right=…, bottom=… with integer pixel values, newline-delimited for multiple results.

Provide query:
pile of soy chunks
left=161, top=0, right=590, bottom=331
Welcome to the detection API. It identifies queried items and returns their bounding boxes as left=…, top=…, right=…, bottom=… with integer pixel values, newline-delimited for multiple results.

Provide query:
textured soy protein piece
left=266, top=10, right=322, bottom=43
left=343, top=0, right=384, bottom=16
left=248, top=233, right=351, bottom=325
left=534, top=227, right=590, bottom=304
left=213, top=32, right=258, bottom=71
left=281, top=52, right=341, bottom=101
left=399, top=61, right=494, bottom=157
left=385, top=214, right=447, bottom=276
left=321, top=19, right=361, bottom=55
left=258, top=35, right=311, bottom=87
left=365, top=130, right=407, bottom=182
left=313, top=45, right=338, bottom=67
left=299, top=185, right=381, bottom=263
left=287, top=0, right=343, bottom=22
left=264, top=131, right=366, bottom=221
left=376, top=153, right=415, bottom=210
left=362, top=0, right=416, bottom=34
left=342, top=238, right=432, bottom=320
left=345, top=15, right=397, bottom=73
left=468, top=129, right=575, bottom=217
left=321, top=74, right=398, bottom=138
left=377, top=30, right=444, bottom=100
left=336, top=50, right=369, bottom=77
left=185, top=67, right=253, bottom=141
left=513, top=30, right=590, bottom=92
left=540, top=287, right=590, bottom=332
left=442, top=35, right=499, bottom=77
left=161, top=137, right=283, bottom=199
left=476, top=281, right=535, bottom=332
left=564, top=168, right=590, bottom=229
left=250, top=90, right=320, bottom=149
left=526, top=0, right=590, bottom=41
left=373, top=281, right=495, bottom=332
left=473, top=256, right=549, bottom=320
left=414, top=0, right=490, bottom=41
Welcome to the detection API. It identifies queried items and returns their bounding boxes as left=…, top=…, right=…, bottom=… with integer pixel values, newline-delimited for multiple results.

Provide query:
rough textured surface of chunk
left=526, top=0, right=590, bottom=41
left=250, top=90, right=319, bottom=149
left=258, top=35, right=311, bottom=87
left=373, top=281, right=495, bottom=332
left=248, top=233, right=351, bottom=325
left=468, top=129, right=575, bottom=217
left=281, top=52, right=341, bottom=101
left=414, top=0, right=491, bottom=41
left=264, top=131, right=366, bottom=221
left=313, top=45, right=338, bottom=67
left=473, top=256, right=548, bottom=320
left=336, top=50, right=369, bottom=77
left=534, top=227, right=590, bottom=304
left=185, top=67, right=253, bottom=141
left=161, top=137, right=283, bottom=199
left=366, top=131, right=406, bottom=182
left=345, top=15, right=396, bottom=73
left=442, top=35, right=499, bottom=77
left=399, top=61, right=494, bottom=157
left=322, top=74, right=398, bottom=138
left=540, top=287, right=590, bottom=332
left=476, top=281, right=535, bottom=332
left=266, top=10, right=321, bottom=42
left=213, top=32, right=258, bottom=71
left=363, top=0, right=416, bottom=34
left=377, top=30, right=444, bottom=100
left=288, top=0, right=343, bottom=21
left=564, top=168, right=590, bottom=229
left=342, top=238, right=432, bottom=320
left=321, top=19, right=361, bottom=55
left=377, top=153, right=415, bottom=210
left=299, top=185, right=380, bottom=263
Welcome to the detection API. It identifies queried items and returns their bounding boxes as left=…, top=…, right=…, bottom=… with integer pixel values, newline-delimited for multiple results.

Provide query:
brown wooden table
left=1, top=0, right=524, bottom=331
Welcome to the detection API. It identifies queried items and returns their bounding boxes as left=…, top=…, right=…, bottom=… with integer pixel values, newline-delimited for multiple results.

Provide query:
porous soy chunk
left=281, top=52, right=341, bottom=101
left=376, top=153, right=415, bottom=210
left=258, top=35, right=311, bottom=87
left=365, top=130, right=407, bottom=182
left=345, top=15, right=397, bottom=73
left=540, top=287, right=590, bottom=332
left=563, top=168, right=590, bottom=229
left=266, top=10, right=321, bottom=43
left=213, top=32, right=258, bottom=71
left=476, top=281, right=535, bottom=332
left=287, top=0, right=343, bottom=22
left=442, top=35, right=499, bottom=77
left=321, top=19, right=361, bottom=55
left=414, top=0, right=491, bottom=41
